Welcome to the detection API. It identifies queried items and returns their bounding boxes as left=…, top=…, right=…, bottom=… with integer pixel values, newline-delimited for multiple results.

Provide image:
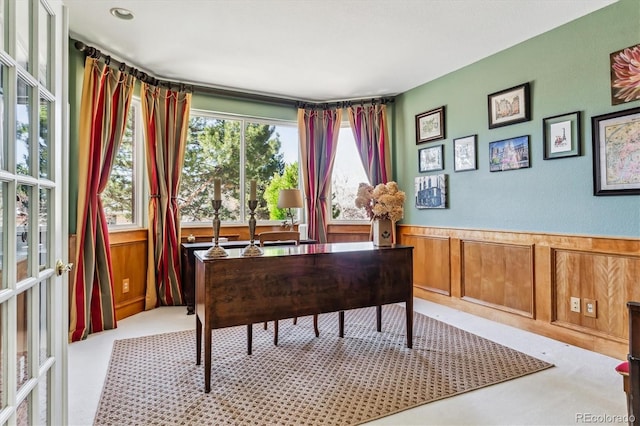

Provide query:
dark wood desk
left=195, top=242, right=414, bottom=393
left=181, top=239, right=316, bottom=314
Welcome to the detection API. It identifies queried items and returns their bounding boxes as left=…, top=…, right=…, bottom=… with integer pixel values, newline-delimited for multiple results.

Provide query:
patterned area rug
left=94, top=305, right=552, bottom=425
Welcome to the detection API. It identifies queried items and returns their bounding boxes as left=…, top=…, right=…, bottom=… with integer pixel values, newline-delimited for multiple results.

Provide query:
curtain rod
left=74, top=40, right=395, bottom=109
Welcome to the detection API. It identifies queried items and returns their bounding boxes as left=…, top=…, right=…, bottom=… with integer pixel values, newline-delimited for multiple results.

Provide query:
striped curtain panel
left=298, top=107, right=342, bottom=243
left=347, top=103, right=390, bottom=186
left=141, top=83, right=192, bottom=309
left=69, top=57, right=134, bottom=342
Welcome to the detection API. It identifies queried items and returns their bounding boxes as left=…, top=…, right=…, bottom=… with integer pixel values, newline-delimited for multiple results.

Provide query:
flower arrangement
left=355, top=181, right=406, bottom=222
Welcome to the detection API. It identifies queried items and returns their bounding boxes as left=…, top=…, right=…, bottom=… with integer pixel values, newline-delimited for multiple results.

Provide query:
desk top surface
left=194, top=241, right=412, bottom=262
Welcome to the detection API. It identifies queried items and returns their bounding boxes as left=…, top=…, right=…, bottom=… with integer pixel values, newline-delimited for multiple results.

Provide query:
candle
left=250, top=179, right=257, bottom=201
left=214, top=178, right=221, bottom=200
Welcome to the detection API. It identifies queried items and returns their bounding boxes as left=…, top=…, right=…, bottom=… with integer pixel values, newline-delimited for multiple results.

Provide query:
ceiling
left=64, top=0, right=617, bottom=103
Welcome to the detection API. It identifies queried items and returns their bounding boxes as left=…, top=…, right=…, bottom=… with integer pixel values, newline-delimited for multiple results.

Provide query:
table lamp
left=277, top=189, right=303, bottom=229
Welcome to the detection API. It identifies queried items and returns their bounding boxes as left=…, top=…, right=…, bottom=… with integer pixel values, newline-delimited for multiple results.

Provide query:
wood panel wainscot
left=397, top=225, right=639, bottom=359
left=461, top=240, right=534, bottom=318
left=403, top=234, right=451, bottom=296
left=553, top=248, right=640, bottom=342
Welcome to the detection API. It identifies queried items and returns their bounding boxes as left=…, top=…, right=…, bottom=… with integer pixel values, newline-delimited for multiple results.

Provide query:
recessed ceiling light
left=110, top=7, right=134, bottom=20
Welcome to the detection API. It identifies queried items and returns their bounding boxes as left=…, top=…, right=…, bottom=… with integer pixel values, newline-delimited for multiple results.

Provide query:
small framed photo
left=453, top=134, right=477, bottom=172
left=415, top=174, right=447, bottom=209
left=487, top=83, right=531, bottom=129
left=592, top=106, right=640, bottom=195
left=489, top=135, right=530, bottom=172
left=610, top=43, right=640, bottom=105
left=543, top=111, right=581, bottom=160
left=418, top=144, right=444, bottom=172
left=415, top=106, right=445, bottom=144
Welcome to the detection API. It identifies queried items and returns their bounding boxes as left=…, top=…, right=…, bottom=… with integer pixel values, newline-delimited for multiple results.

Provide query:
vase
left=372, top=219, right=393, bottom=247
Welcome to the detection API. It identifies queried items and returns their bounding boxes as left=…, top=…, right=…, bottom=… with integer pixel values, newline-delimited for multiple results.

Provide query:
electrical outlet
left=570, top=297, right=581, bottom=313
left=123, top=278, right=130, bottom=293
left=584, top=298, right=597, bottom=318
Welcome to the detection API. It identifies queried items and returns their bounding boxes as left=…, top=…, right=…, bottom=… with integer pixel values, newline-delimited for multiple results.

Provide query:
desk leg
left=196, top=315, right=202, bottom=365
left=339, top=311, right=345, bottom=338
left=247, top=324, right=252, bottom=355
left=376, top=305, right=382, bottom=332
left=204, top=326, right=212, bottom=393
left=406, top=298, right=413, bottom=349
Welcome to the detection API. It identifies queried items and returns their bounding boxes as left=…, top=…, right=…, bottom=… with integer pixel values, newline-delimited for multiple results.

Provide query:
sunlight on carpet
left=93, top=305, right=552, bottom=425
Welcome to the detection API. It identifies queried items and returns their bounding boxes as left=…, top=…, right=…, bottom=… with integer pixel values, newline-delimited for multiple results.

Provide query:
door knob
left=55, top=259, right=73, bottom=276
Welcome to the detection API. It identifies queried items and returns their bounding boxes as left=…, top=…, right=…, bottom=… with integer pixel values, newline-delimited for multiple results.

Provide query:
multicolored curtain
left=69, top=57, right=134, bottom=342
left=141, top=83, right=192, bottom=309
left=298, top=107, right=342, bottom=242
left=347, top=103, right=390, bottom=186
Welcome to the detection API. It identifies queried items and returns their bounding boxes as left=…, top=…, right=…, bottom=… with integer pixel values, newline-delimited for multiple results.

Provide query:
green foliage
left=264, top=162, right=299, bottom=220
left=179, top=117, right=286, bottom=221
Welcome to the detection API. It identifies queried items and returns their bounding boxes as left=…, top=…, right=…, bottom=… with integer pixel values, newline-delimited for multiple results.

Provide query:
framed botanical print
left=415, top=106, right=445, bottom=144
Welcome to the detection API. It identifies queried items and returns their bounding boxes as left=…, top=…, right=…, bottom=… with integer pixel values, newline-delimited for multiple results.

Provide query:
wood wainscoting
left=398, top=225, right=640, bottom=359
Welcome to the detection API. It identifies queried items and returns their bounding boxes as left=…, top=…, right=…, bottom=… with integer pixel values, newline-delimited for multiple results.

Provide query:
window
left=330, top=126, right=370, bottom=221
left=179, top=111, right=299, bottom=224
left=102, top=99, right=144, bottom=227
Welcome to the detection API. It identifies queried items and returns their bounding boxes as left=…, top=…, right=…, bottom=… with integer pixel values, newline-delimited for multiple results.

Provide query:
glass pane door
left=1, top=1, right=66, bottom=424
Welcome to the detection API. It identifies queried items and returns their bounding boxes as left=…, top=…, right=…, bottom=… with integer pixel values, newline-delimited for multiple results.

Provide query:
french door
left=2, top=0, right=68, bottom=424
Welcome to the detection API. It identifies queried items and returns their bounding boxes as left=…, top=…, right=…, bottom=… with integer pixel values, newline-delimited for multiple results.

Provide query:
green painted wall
left=394, top=0, right=640, bottom=238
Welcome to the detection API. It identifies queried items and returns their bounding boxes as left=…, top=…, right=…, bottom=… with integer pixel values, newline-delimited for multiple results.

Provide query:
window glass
left=38, top=188, right=49, bottom=270
left=245, top=122, right=298, bottom=221
left=331, top=127, right=370, bottom=221
left=38, top=2, right=51, bottom=87
left=0, top=182, right=4, bottom=288
left=17, top=78, right=32, bottom=176
left=180, top=116, right=242, bottom=222
left=0, top=64, right=5, bottom=170
left=39, top=279, right=49, bottom=364
left=180, top=115, right=299, bottom=224
left=0, top=0, right=5, bottom=52
left=16, top=185, right=32, bottom=282
left=39, top=98, right=50, bottom=178
left=17, top=290, right=30, bottom=392
left=103, top=103, right=137, bottom=226
left=16, top=0, right=30, bottom=71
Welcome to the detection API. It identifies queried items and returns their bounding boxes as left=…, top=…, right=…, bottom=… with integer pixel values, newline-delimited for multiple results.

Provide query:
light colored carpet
left=93, top=305, right=552, bottom=425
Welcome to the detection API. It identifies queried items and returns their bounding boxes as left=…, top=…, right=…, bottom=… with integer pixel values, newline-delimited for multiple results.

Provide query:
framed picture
left=543, top=111, right=581, bottom=160
left=489, top=135, right=530, bottom=172
left=487, top=83, right=531, bottom=129
left=610, top=43, right=640, bottom=105
left=415, top=174, right=446, bottom=209
left=415, top=106, right=445, bottom=144
left=418, top=144, right=444, bottom=172
left=453, top=134, right=477, bottom=171
left=592, top=106, right=640, bottom=195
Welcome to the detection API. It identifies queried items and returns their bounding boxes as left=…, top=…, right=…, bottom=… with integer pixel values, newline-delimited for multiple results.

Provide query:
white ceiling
left=64, top=0, right=617, bottom=103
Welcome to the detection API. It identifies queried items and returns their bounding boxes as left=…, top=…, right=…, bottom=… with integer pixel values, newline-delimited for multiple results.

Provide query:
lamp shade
left=277, top=189, right=303, bottom=209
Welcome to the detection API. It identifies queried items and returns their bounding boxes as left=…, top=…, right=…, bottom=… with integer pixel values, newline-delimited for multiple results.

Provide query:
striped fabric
left=297, top=108, right=342, bottom=243
left=347, top=104, right=390, bottom=186
left=70, top=57, right=134, bottom=342
left=141, top=84, right=192, bottom=309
